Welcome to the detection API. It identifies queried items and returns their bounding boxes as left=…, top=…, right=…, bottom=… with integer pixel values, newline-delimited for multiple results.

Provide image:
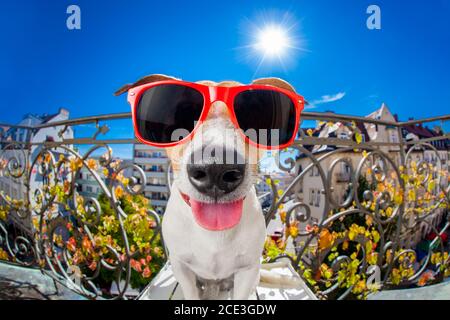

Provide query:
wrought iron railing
left=0, top=111, right=449, bottom=300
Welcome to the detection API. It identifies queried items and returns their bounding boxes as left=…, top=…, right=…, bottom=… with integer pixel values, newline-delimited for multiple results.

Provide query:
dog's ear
left=114, top=74, right=180, bottom=96
left=251, top=77, right=296, bottom=93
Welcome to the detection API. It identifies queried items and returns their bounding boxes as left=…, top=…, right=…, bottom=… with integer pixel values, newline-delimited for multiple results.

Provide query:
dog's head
left=116, top=74, right=298, bottom=231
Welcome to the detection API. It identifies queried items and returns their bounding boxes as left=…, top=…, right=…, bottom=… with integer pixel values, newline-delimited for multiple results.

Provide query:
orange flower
left=81, top=236, right=93, bottom=253
left=417, top=271, right=434, bottom=286
left=86, top=158, right=97, bottom=170
left=279, top=211, right=286, bottom=223
left=63, top=180, right=71, bottom=194
left=88, top=261, right=97, bottom=271
left=142, top=267, right=152, bottom=278
left=130, top=259, right=142, bottom=272
left=67, top=237, right=77, bottom=252
left=114, top=186, right=124, bottom=199
left=342, top=240, right=349, bottom=251
left=318, top=229, right=334, bottom=251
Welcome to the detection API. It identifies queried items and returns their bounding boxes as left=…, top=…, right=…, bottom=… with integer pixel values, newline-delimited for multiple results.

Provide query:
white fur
left=162, top=101, right=266, bottom=300
left=176, top=102, right=253, bottom=204
left=162, top=182, right=266, bottom=299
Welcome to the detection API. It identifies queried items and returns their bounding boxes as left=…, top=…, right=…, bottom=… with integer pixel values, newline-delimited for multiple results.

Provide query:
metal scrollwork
left=0, top=113, right=449, bottom=300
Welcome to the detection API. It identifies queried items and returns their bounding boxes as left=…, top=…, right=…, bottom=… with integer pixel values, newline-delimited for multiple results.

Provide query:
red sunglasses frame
left=128, top=79, right=304, bottom=150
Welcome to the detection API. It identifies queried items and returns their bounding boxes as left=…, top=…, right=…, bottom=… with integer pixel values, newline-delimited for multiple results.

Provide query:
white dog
left=116, top=74, right=299, bottom=299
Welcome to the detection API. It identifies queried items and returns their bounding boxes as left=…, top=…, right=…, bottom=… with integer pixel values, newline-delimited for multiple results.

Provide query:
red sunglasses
left=128, top=80, right=304, bottom=150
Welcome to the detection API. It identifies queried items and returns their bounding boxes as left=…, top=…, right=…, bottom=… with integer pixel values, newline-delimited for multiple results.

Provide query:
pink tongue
left=190, top=199, right=244, bottom=231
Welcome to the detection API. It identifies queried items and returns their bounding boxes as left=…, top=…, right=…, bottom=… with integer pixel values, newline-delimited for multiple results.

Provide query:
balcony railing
left=0, top=111, right=449, bottom=300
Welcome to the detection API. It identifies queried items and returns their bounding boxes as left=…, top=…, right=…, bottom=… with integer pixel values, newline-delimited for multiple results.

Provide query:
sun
left=236, top=11, right=306, bottom=75
left=255, top=25, right=291, bottom=58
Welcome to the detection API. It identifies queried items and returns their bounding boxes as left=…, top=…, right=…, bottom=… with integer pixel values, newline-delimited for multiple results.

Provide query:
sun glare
left=255, top=26, right=291, bottom=58
left=237, top=11, right=306, bottom=75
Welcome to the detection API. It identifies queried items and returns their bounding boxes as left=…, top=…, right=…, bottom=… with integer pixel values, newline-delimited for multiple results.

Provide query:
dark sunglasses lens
left=136, top=84, right=204, bottom=144
left=234, top=89, right=296, bottom=146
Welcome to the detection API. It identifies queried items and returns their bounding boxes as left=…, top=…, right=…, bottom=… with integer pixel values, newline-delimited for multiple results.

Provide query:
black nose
left=187, top=163, right=245, bottom=198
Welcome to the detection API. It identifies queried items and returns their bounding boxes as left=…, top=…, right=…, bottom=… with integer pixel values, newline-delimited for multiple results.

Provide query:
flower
left=86, top=158, right=98, bottom=170
left=130, top=259, right=142, bottom=272
left=88, top=261, right=97, bottom=271
left=417, top=271, right=435, bottom=286
left=114, top=186, right=124, bottom=199
left=318, top=229, right=334, bottom=251
left=69, top=157, right=83, bottom=171
left=67, top=237, right=77, bottom=252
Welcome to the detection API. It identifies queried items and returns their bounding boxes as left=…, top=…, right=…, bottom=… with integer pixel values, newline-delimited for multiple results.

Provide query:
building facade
left=0, top=108, right=74, bottom=202
left=291, top=103, right=449, bottom=248
left=133, top=144, right=170, bottom=213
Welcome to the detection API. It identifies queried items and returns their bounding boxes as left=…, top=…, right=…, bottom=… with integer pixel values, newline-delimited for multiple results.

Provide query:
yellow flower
left=86, top=158, right=98, bottom=170
left=367, top=252, right=378, bottom=265
left=391, top=268, right=401, bottom=285
left=365, top=240, right=373, bottom=254
left=114, top=186, right=124, bottom=199
left=352, top=280, right=366, bottom=294
left=320, top=263, right=333, bottom=279
left=318, top=229, right=334, bottom=251
left=69, top=157, right=83, bottom=171
left=385, top=207, right=393, bottom=217
left=371, top=230, right=380, bottom=243
left=394, top=190, right=403, bottom=205
left=0, top=248, right=10, bottom=261
left=407, top=189, right=416, bottom=202
left=365, top=215, right=373, bottom=226
left=289, top=225, right=299, bottom=238
left=342, top=240, right=349, bottom=251
left=427, top=179, right=436, bottom=193
left=279, top=211, right=286, bottom=223
left=354, top=132, right=363, bottom=144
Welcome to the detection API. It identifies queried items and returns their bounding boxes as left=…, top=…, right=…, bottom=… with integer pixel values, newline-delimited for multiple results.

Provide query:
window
left=390, top=132, right=398, bottom=143
left=86, top=186, right=93, bottom=193
left=315, top=190, right=321, bottom=207
left=309, top=189, right=314, bottom=205
left=342, top=162, right=351, bottom=174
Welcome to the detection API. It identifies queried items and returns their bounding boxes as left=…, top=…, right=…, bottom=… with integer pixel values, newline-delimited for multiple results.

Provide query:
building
left=0, top=108, right=74, bottom=202
left=290, top=103, right=449, bottom=249
left=0, top=108, right=74, bottom=237
left=132, top=144, right=170, bottom=213
left=75, top=157, right=133, bottom=199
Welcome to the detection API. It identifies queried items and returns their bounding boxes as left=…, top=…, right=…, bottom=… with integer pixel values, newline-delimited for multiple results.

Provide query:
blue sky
left=1, top=0, right=449, bottom=159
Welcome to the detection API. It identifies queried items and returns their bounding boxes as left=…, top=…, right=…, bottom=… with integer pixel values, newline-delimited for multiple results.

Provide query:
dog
left=116, top=74, right=300, bottom=299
